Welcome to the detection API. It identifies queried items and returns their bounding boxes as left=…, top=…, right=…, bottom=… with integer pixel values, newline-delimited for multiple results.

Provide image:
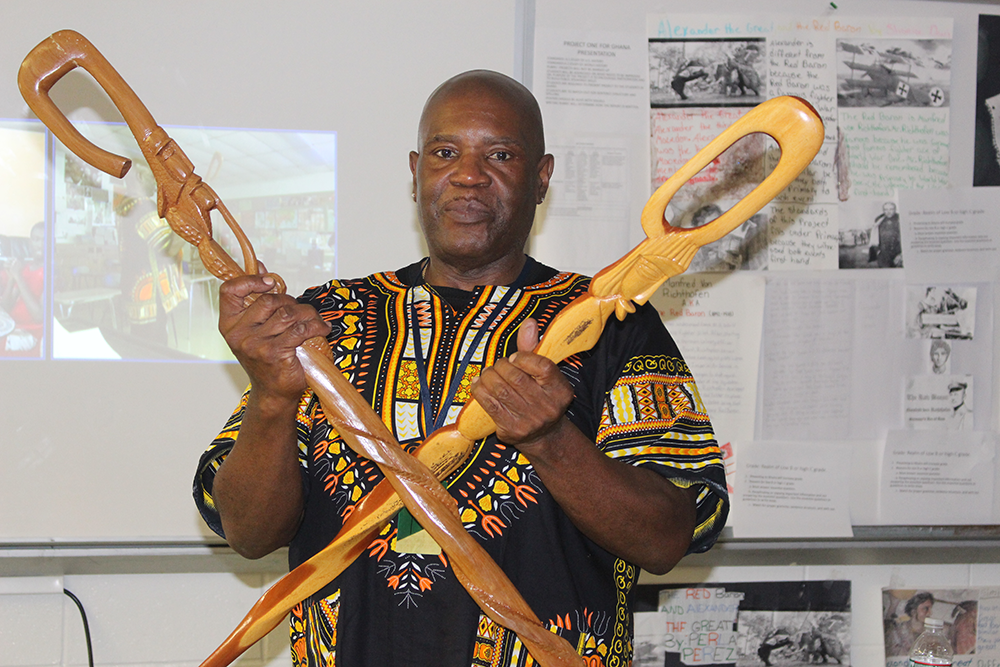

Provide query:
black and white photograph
left=926, top=338, right=953, bottom=375
left=905, top=285, right=977, bottom=340
left=838, top=198, right=903, bottom=269
left=650, top=38, right=766, bottom=107
left=634, top=580, right=851, bottom=667
left=736, top=610, right=850, bottom=667
left=905, top=375, right=974, bottom=430
left=836, top=38, right=951, bottom=108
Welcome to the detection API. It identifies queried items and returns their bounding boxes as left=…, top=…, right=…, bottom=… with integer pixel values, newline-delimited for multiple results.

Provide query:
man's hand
left=212, top=266, right=330, bottom=558
left=470, top=317, right=696, bottom=574
left=470, top=318, right=571, bottom=449
left=219, top=266, right=331, bottom=406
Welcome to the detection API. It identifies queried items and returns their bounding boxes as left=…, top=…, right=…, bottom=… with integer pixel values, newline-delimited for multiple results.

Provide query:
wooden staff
left=19, top=29, right=824, bottom=667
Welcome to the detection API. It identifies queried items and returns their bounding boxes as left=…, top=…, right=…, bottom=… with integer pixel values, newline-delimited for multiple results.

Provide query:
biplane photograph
left=650, top=38, right=767, bottom=107
left=836, top=38, right=951, bottom=107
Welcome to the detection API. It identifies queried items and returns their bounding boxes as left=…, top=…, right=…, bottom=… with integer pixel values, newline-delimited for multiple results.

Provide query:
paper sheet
left=532, top=27, right=650, bottom=274
left=649, top=272, right=765, bottom=446
left=900, top=187, right=1000, bottom=283
left=734, top=441, right=853, bottom=538
left=880, top=430, right=996, bottom=525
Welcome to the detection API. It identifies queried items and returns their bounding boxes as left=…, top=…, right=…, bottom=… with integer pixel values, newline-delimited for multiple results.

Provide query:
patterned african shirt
left=194, top=257, right=729, bottom=667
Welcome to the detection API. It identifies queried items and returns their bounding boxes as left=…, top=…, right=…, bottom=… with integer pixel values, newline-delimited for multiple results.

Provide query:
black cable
left=63, top=589, right=94, bottom=667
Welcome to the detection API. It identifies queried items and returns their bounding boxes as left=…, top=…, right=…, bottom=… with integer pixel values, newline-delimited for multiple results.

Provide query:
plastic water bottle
left=909, top=617, right=953, bottom=666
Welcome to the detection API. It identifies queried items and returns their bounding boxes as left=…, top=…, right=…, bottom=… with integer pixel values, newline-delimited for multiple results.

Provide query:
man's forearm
left=212, top=389, right=306, bottom=559
left=519, top=417, right=697, bottom=574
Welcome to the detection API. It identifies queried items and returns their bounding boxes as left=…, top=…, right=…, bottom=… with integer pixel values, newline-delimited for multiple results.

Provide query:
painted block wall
left=3, top=561, right=999, bottom=666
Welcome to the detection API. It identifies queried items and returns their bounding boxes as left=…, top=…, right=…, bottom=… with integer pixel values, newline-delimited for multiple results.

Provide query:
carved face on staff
left=408, top=71, right=554, bottom=281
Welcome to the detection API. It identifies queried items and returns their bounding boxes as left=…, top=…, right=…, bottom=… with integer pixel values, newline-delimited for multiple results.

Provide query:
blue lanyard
left=408, top=259, right=533, bottom=435
left=409, top=285, right=518, bottom=434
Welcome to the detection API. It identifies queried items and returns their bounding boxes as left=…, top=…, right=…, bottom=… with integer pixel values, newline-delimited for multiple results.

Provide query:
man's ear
left=409, top=151, right=419, bottom=196
left=536, top=153, right=554, bottom=204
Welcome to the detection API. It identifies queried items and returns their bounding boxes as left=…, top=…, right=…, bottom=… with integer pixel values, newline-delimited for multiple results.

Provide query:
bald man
left=195, top=70, right=729, bottom=667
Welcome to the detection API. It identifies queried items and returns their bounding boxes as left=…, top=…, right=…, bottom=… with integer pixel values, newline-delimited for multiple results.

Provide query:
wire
left=63, top=589, right=94, bottom=667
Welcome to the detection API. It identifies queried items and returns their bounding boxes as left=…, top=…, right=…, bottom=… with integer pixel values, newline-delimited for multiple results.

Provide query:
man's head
left=930, top=339, right=950, bottom=368
left=949, top=381, right=967, bottom=407
left=905, top=592, right=935, bottom=622
left=883, top=201, right=897, bottom=217
left=409, top=70, right=553, bottom=285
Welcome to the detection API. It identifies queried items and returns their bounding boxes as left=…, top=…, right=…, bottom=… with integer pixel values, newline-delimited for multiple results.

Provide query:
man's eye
left=433, top=148, right=456, bottom=159
left=491, top=150, right=512, bottom=162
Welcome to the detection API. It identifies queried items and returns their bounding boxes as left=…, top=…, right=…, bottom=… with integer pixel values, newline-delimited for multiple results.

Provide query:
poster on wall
left=646, top=15, right=952, bottom=273
left=634, top=580, right=851, bottom=666
left=882, top=587, right=994, bottom=667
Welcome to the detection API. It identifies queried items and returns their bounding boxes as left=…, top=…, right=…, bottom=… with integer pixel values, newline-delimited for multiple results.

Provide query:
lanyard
left=408, top=259, right=533, bottom=435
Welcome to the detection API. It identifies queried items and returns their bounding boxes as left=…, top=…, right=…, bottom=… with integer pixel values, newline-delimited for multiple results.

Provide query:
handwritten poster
left=650, top=272, right=765, bottom=446
left=634, top=581, right=851, bottom=667
left=646, top=15, right=952, bottom=273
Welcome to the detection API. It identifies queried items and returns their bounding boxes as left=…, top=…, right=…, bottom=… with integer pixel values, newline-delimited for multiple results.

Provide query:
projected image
left=0, top=122, right=47, bottom=359
left=52, top=123, right=337, bottom=361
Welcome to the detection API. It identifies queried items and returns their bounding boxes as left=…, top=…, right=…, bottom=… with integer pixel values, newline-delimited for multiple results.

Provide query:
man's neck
left=423, top=254, right=527, bottom=291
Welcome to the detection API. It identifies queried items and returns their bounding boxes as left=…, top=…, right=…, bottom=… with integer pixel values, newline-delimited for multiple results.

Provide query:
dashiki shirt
left=194, top=257, right=729, bottom=667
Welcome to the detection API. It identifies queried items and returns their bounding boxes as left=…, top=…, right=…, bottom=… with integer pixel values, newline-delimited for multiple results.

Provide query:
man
left=671, top=59, right=708, bottom=101
left=870, top=201, right=902, bottom=268
left=946, top=380, right=972, bottom=430
left=194, top=70, right=728, bottom=667
left=885, top=591, right=935, bottom=657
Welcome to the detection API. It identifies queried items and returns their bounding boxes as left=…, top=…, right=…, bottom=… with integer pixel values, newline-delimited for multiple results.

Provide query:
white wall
left=3, top=559, right=1000, bottom=665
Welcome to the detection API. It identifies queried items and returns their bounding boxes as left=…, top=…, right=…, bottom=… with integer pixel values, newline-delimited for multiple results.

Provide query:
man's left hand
left=470, top=317, right=572, bottom=449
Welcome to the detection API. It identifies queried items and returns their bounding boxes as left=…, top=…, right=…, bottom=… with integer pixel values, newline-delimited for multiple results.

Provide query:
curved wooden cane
left=20, top=29, right=823, bottom=667
left=19, top=29, right=584, bottom=667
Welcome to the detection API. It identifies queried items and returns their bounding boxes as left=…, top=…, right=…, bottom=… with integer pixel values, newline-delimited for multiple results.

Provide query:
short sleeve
left=192, top=385, right=315, bottom=539
left=565, top=302, right=730, bottom=554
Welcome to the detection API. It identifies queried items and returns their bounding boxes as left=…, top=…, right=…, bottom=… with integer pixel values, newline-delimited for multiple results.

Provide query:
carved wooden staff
left=20, top=29, right=824, bottom=667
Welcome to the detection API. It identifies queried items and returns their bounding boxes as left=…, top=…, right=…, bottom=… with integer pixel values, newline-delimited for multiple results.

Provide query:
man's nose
left=450, top=153, right=491, bottom=186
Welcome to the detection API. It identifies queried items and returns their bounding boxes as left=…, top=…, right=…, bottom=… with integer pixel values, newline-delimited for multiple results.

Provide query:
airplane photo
left=837, top=38, right=950, bottom=107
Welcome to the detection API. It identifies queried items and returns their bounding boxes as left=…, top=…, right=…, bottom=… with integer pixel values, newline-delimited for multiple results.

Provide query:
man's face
left=409, top=86, right=553, bottom=272
left=950, top=387, right=966, bottom=408
left=932, top=346, right=949, bottom=368
left=883, top=202, right=896, bottom=217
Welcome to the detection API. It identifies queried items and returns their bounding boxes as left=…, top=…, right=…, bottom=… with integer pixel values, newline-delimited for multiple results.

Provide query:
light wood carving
left=20, top=29, right=823, bottom=667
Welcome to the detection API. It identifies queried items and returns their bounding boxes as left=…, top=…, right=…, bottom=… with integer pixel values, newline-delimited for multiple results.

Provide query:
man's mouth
left=441, top=197, right=492, bottom=223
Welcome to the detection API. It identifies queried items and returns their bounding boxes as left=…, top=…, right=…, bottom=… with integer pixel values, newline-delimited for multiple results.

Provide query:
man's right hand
left=218, top=269, right=332, bottom=404
left=213, top=267, right=330, bottom=558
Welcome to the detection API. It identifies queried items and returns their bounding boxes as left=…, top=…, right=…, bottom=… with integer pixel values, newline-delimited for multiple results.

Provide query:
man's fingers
left=219, top=273, right=277, bottom=315
left=516, top=317, right=540, bottom=355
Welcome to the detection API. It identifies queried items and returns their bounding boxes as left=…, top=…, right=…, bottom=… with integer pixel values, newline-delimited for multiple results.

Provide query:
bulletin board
left=528, top=0, right=1000, bottom=535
